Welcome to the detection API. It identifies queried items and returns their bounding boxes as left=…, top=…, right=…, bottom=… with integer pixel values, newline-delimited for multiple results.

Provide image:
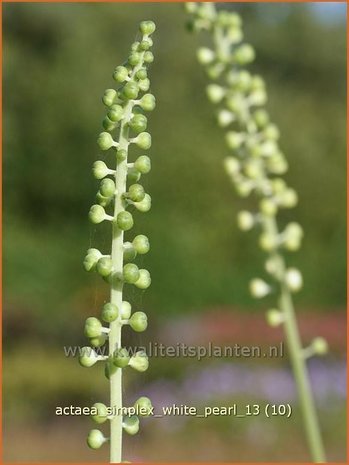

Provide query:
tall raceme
left=186, top=3, right=327, bottom=463
left=78, top=21, right=156, bottom=463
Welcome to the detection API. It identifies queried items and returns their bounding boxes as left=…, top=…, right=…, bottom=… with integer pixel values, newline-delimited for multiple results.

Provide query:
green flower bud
left=251, top=75, right=265, bottom=90
left=128, top=52, right=141, bottom=66
left=286, top=222, right=304, bottom=238
left=129, top=311, right=148, bottom=332
left=134, top=155, right=151, bottom=174
left=144, top=51, right=154, bottom=64
left=216, top=11, right=229, bottom=25
left=217, top=109, right=235, bottom=128
left=113, top=65, right=129, bottom=83
left=139, top=94, right=156, bottom=111
left=234, top=44, right=255, bottom=65
left=128, top=184, right=145, bottom=202
left=249, top=278, right=271, bottom=299
left=206, top=63, right=224, bottom=80
left=105, top=358, right=118, bottom=380
left=100, top=178, right=116, bottom=198
left=127, top=167, right=141, bottom=183
left=250, top=89, right=267, bottom=106
left=93, top=161, right=113, bottom=180
left=91, top=402, right=109, bottom=424
left=123, top=242, right=137, bottom=262
left=271, top=178, right=287, bottom=194
left=278, top=188, right=298, bottom=208
left=83, top=248, right=102, bottom=271
left=97, top=132, right=115, bottom=151
left=133, top=132, right=151, bottom=150
left=84, top=317, right=103, bottom=338
left=285, top=268, right=303, bottom=292
left=101, top=302, right=119, bottom=323
left=136, top=68, right=147, bottom=80
left=206, top=84, right=225, bottom=103
left=267, top=153, right=288, bottom=174
left=138, top=78, right=150, bottom=92
left=79, top=346, right=100, bottom=368
left=227, top=26, right=243, bottom=44
left=223, top=156, right=240, bottom=176
left=140, top=20, right=156, bottom=36
left=237, top=211, right=254, bottom=231
left=103, top=116, right=117, bottom=132
left=89, top=205, right=107, bottom=224
left=259, top=233, right=278, bottom=252
left=253, top=109, right=270, bottom=128
left=139, top=38, right=153, bottom=51
left=185, top=2, right=198, bottom=14
left=226, top=131, right=245, bottom=150
left=113, top=347, right=130, bottom=368
left=123, top=263, right=140, bottom=284
left=90, top=334, right=107, bottom=347
left=235, top=179, right=253, bottom=197
left=134, top=193, right=151, bottom=212
left=284, top=222, right=303, bottom=251
left=131, top=41, right=140, bottom=52
left=96, top=257, right=113, bottom=277
left=96, top=192, right=112, bottom=208
left=117, top=211, right=134, bottom=231
left=129, top=351, right=149, bottom=372
left=87, top=429, right=107, bottom=449
left=117, top=149, right=127, bottom=162
left=227, top=70, right=251, bottom=91
left=264, top=257, right=281, bottom=276
left=134, top=396, right=153, bottom=416
left=123, top=415, right=140, bottom=435
left=264, top=124, right=280, bottom=141
left=135, top=269, right=151, bottom=289
left=244, top=159, right=263, bottom=179
left=311, top=337, right=328, bottom=355
left=228, top=12, right=242, bottom=27
left=129, top=114, right=147, bottom=134
left=197, top=47, right=215, bottom=64
left=122, top=82, right=139, bottom=100
left=259, top=141, right=278, bottom=158
left=266, top=309, right=284, bottom=327
left=132, top=235, right=150, bottom=254
left=102, top=89, right=117, bottom=107
left=108, top=104, right=124, bottom=123
left=260, top=198, right=277, bottom=216
left=226, top=94, right=245, bottom=115
left=120, top=301, right=132, bottom=319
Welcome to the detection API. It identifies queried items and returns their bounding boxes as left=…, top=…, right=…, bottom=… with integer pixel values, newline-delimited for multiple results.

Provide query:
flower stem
left=109, top=61, right=144, bottom=464
left=266, top=217, right=326, bottom=463
left=109, top=107, right=130, bottom=463
left=280, top=276, right=326, bottom=462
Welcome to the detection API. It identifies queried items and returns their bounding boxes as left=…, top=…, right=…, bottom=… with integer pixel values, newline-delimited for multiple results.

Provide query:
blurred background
left=2, top=2, right=346, bottom=462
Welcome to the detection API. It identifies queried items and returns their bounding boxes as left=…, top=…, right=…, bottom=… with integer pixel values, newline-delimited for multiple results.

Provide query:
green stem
left=109, top=106, right=129, bottom=463
left=267, top=218, right=326, bottom=463
left=109, top=57, right=145, bottom=464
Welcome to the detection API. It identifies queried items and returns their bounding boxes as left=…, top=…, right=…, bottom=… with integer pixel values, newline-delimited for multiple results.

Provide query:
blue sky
left=310, top=2, right=347, bottom=24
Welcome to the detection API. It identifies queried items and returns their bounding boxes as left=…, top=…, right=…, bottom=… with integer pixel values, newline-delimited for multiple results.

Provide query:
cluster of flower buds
left=84, top=395, right=153, bottom=449
left=186, top=3, right=327, bottom=354
left=79, top=21, right=156, bottom=455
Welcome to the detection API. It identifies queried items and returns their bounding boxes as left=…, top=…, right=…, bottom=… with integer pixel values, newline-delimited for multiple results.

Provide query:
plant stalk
left=109, top=107, right=129, bottom=463
left=109, top=57, right=145, bottom=463
left=267, top=217, right=326, bottom=463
